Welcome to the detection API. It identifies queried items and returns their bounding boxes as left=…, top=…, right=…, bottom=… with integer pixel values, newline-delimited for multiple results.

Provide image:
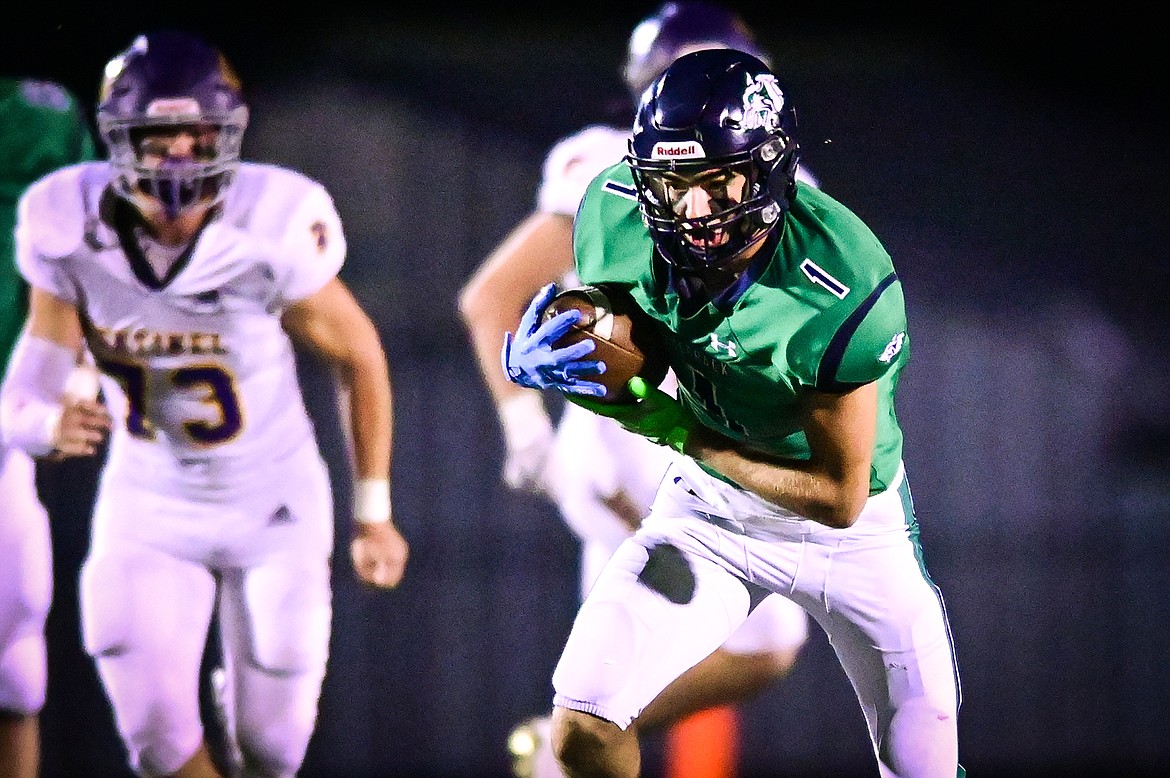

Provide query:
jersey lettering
left=677, top=364, right=746, bottom=436
left=97, top=356, right=245, bottom=446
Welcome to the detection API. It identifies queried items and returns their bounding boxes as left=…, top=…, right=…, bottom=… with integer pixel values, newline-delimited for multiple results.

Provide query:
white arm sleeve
left=0, top=332, right=77, bottom=455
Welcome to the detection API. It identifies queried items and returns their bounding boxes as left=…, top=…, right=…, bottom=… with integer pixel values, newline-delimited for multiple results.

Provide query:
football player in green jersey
left=503, top=49, right=963, bottom=778
left=0, top=76, right=99, bottom=778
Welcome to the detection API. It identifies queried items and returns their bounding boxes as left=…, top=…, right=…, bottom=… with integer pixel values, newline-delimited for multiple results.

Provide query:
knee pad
left=0, top=478, right=52, bottom=652
left=241, top=557, right=331, bottom=674
left=131, top=728, right=205, bottom=778
left=0, top=628, right=47, bottom=714
left=0, top=522, right=51, bottom=714
left=239, top=722, right=312, bottom=778
left=79, top=551, right=215, bottom=777
left=231, top=661, right=322, bottom=778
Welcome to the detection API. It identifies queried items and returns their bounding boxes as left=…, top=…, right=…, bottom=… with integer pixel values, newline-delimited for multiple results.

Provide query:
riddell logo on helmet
left=145, top=98, right=201, bottom=118
left=651, top=141, right=706, bottom=159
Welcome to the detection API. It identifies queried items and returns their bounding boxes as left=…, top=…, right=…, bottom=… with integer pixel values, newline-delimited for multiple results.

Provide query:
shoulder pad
left=18, top=165, right=98, bottom=258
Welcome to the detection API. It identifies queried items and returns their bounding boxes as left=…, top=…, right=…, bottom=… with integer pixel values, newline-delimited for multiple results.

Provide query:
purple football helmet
left=627, top=48, right=800, bottom=274
left=97, top=29, right=249, bottom=219
left=623, top=1, right=769, bottom=100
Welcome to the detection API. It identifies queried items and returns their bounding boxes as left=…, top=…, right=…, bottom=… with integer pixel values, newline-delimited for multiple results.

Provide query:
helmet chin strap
left=665, top=207, right=784, bottom=309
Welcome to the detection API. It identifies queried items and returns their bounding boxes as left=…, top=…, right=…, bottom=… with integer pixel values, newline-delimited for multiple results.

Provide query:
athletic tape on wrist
left=354, top=478, right=392, bottom=524
left=0, top=398, right=62, bottom=456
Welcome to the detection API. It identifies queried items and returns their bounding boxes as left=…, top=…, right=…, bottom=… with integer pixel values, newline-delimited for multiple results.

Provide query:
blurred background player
left=0, top=30, right=409, bottom=778
left=458, top=4, right=817, bottom=776
left=0, top=75, right=98, bottom=778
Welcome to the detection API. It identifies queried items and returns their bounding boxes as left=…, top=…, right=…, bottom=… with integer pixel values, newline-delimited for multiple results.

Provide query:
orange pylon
left=664, top=704, right=739, bottom=778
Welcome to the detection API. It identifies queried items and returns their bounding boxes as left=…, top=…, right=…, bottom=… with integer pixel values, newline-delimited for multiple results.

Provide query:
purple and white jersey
left=16, top=161, right=343, bottom=495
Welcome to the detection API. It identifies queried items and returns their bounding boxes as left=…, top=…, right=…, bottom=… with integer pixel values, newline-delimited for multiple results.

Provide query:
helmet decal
left=740, top=74, right=785, bottom=133
left=651, top=140, right=707, bottom=159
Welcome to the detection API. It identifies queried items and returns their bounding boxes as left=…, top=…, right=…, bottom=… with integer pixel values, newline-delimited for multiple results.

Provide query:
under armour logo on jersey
left=879, top=331, right=906, bottom=363
left=708, top=332, right=738, bottom=359
left=310, top=221, right=329, bottom=253
left=741, top=74, right=786, bottom=132
left=800, top=259, right=851, bottom=300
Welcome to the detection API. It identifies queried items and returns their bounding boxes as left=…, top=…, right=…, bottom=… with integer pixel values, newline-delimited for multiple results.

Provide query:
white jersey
left=16, top=161, right=342, bottom=497
left=537, top=125, right=675, bottom=585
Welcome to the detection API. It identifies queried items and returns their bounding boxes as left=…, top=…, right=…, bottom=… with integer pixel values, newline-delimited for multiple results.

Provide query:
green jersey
left=574, top=163, right=909, bottom=495
left=0, top=78, right=97, bottom=368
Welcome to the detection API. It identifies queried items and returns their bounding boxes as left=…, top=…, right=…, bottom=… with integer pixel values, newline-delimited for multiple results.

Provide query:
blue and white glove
left=501, top=283, right=607, bottom=397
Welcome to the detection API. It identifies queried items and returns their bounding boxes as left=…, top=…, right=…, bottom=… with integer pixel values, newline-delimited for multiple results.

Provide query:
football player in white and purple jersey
left=0, top=30, right=408, bottom=778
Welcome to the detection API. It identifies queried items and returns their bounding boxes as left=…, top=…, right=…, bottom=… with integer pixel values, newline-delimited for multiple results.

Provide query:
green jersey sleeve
left=572, top=162, right=656, bottom=296
left=786, top=272, right=909, bottom=391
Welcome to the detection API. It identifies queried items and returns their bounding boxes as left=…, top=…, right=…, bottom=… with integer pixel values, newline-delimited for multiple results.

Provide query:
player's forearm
left=337, top=347, right=397, bottom=527
left=458, top=210, right=576, bottom=410
left=469, top=320, right=530, bottom=407
left=686, top=432, right=869, bottom=529
left=338, top=347, right=393, bottom=481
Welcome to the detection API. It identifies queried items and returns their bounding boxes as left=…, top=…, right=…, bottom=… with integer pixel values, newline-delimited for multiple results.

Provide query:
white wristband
left=354, top=478, right=392, bottom=524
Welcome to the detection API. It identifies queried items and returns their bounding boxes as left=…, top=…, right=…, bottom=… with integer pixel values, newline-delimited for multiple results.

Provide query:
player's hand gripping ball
left=540, top=284, right=668, bottom=403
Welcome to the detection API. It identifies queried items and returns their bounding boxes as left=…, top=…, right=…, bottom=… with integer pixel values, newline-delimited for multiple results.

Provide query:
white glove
left=498, top=392, right=555, bottom=494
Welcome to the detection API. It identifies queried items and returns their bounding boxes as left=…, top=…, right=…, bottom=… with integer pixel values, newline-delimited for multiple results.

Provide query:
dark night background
left=3, top=2, right=1167, bottom=777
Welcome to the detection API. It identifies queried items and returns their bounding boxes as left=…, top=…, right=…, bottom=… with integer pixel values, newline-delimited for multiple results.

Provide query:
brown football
left=540, top=284, right=669, bottom=403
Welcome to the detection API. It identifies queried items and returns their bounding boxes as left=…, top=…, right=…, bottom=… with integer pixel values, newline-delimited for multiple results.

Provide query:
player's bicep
left=458, top=211, right=575, bottom=325
left=282, top=278, right=382, bottom=371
